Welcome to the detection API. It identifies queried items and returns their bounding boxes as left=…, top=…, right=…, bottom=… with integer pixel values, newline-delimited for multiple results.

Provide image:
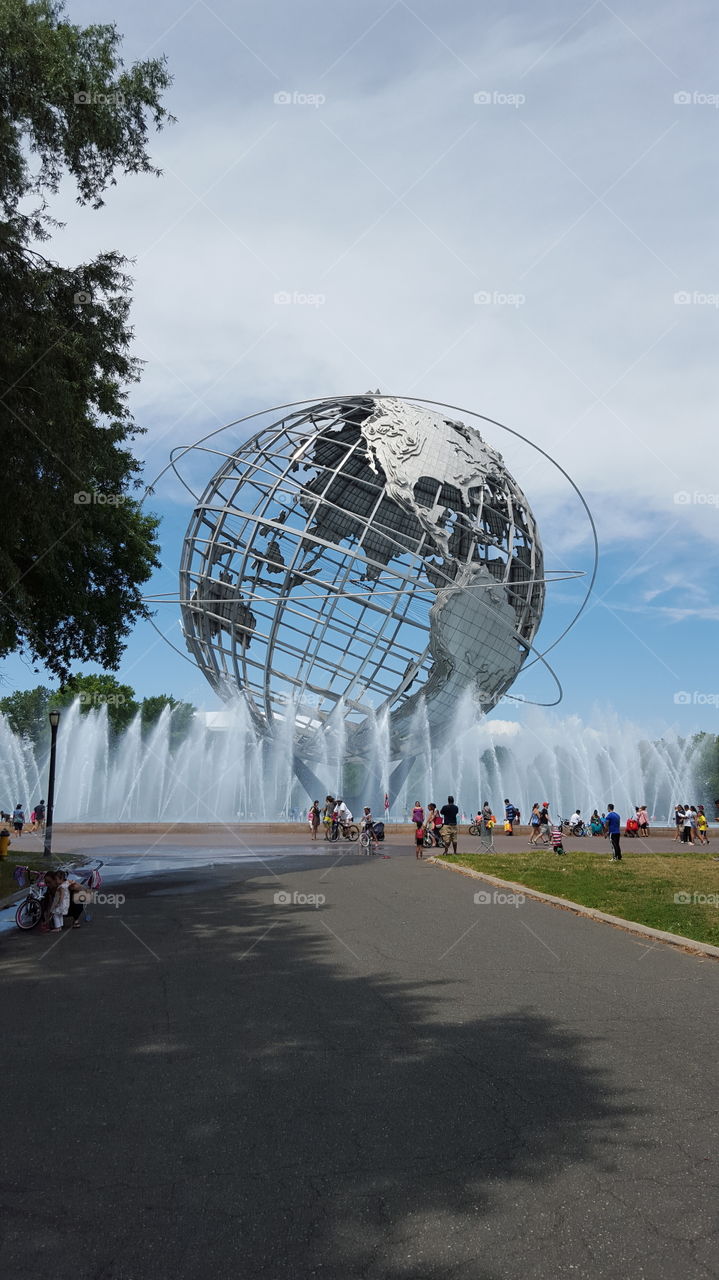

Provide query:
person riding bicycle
left=568, top=809, right=583, bottom=833
left=361, top=806, right=378, bottom=853
left=336, top=798, right=353, bottom=837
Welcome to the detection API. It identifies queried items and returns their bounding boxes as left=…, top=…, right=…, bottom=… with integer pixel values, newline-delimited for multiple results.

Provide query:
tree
left=54, top=673, right=139, bottom=735
left=141, top=694, right=196, bottom=749
left=0, top=685, right=51, bottom=745
left=0, top=0, right=173, bottom=680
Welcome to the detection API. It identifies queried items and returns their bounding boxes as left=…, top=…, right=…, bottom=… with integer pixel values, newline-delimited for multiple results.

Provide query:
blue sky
left=3, top=0, right=718, bottom=736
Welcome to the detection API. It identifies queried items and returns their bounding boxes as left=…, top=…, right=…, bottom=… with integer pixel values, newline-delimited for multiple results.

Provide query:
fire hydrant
left=0, top=828, right=11, bottom=859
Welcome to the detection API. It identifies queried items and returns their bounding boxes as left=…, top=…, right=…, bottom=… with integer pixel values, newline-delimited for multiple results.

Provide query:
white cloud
left=45, top=0, right=719, bottom=549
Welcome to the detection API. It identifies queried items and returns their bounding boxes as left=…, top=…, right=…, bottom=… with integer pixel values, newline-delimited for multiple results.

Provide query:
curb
left=426, top=857, right=719, bottom=961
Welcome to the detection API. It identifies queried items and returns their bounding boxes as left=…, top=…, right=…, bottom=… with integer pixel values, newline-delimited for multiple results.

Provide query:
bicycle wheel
left=468, top=824, right=479, bottom=837
left=359, top=831, right=371, bottom=853
left=16, top=898, right=42, bottom=930
left=423, top=831, right=434, bottom=848
left=345, top=824, right=359, bottom=843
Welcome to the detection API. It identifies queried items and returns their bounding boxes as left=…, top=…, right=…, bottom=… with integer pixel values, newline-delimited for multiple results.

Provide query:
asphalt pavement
left=2, top=840, right=718, bottom=1279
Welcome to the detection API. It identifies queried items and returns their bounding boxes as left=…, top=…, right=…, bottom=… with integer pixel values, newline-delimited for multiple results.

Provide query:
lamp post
left=43, top=709, right=61, bottom=858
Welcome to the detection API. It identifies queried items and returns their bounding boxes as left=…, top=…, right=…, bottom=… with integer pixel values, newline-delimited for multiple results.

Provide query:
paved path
left=2, top=845, right=718, bottom=1279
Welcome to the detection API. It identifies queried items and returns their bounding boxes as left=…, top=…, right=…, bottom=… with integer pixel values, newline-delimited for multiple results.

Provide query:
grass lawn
left=442, top=847, right=719, bottom=948
left=0, top=847, right=81, bottom=903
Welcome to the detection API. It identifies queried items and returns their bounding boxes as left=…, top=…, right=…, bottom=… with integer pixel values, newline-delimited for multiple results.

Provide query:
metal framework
left=179, top=395, right=546, bottom=760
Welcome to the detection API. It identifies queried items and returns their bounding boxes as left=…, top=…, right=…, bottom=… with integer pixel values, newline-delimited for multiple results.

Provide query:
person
left=411, top=800, right=424, bottom=828
left=504, top=798, right=518, bottom=834
left=637, top=805, right=649, bottom=836
left=309, top=801, right=321, bottom=841
left=589, top=810, right=603, bottom=836
left=12, top=803, right=24, bottom=836
left=322, top=796, right=335, bottom=841
left=674, top=804, right=685, bottom=842
left=605, top=804, right=622, bottom=860
left=39, top=869, right=61, bottom=930
left=427, top=802, right=443, bottom=847
left=625, top=814, right=639, bottom=838
left=439, top=795, right=459, bottom=854
left=550, top=822, right=565, bottom=855
left=49, top=870, right=87, bottom=931
left=34, top=799, right=46, bottom=832
left=538, top=803, right=550, bottom=845
left=681, top=806, right=693, bottom=845
left=528, top=803, right=541, bottom=845
left=568, top=808, right=582, bottom=833
left=361, top=806, right=378, bottom=854
left=336, top=798, right=353, bottom=834
left=481, top=801, right=492, bottom=828
left=697, top=807, right=709, bottom=845
left=414, top=819, right=425, bottom=859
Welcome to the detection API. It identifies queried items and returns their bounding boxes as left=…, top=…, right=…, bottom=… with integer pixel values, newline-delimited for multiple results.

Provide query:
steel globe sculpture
left=179, top=395, right=545, bottom=795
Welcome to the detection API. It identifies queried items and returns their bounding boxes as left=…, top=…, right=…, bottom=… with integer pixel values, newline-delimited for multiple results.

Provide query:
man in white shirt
left=568, top=809, right=582, bottom=831
left=337, top=799, right=352, bottom=826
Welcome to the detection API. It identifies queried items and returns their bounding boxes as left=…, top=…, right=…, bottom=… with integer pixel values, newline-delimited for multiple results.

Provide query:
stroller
left=372, top=821, right=385, bottom=843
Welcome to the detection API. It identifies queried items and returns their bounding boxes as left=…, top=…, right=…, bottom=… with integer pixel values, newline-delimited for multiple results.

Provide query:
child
left=550, top=824, right=565, bottom=856
left=361, top=806, right=377, bottom=854
left=50, top=871, right=70, bottom=931
left=415, top=822, right=425, bottom=859
left=697, top=809, right=709, bottom=845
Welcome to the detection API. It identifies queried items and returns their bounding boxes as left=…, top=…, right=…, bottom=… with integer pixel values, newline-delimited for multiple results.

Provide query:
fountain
left=0, top=697, right=703, bottom=825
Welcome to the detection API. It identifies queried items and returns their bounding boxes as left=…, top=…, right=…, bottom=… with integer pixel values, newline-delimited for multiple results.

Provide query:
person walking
left=34, top=799, right=46, bottom=832
left=412, top=800, right=424, bottom=829
left=637, top=805, right=649, bottom=836
left=605, top=804, right=622, bottom=860
left=674, top=804, right=685, bottom=841
left=427, top=802, right=443, bottom=847
left=697, top=807, right=709, bottom=845
left=12, top=803, right=25, bottom=836
left=681, top=806, right=694, bottom=845
left=504, top=798, right=518, bottom=835
left=309, top=801, right=321, bottom=840
left=440, top=795, right=460, bottom=855
left=528, top=803, right=541, bottom=846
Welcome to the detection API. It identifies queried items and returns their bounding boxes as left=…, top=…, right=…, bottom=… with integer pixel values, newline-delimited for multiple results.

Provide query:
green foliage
left=0, top=0, right=173, bottom=679
left=141, top=694, right=196, bottom=749
left=55, top=673, right=139, bottom=734
left=0, top=685, right=51, bottom=744
left=0, top=679, right=196, bottom=748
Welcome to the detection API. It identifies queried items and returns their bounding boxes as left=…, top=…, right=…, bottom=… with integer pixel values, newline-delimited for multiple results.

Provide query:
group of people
left=38, top=869, right=86, bottom=932
left=673, top=805, right=710, bottom=845
left=3, top=800, right=46, bottom=835
left=410, top=797, right=462, bottom=857
left=307, top=797, right=354, bottom=841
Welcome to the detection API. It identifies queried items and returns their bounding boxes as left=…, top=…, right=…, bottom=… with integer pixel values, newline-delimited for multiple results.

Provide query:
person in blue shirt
left=604, top=804, right=622, bottom=860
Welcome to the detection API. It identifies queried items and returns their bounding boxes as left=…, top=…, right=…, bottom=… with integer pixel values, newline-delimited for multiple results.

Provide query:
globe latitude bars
left=180, top=396, right=545, bottom=770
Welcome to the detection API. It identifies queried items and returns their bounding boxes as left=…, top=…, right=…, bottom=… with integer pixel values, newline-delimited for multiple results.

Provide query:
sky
left=4, top=0, right=719, bottom=735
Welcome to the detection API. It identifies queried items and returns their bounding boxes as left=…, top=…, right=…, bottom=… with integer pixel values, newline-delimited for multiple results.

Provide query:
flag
left=384, top=792, right=390, bottom=811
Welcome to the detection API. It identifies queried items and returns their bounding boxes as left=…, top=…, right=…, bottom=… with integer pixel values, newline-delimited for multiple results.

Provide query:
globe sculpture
left=180, top=395, right=545, bottom=798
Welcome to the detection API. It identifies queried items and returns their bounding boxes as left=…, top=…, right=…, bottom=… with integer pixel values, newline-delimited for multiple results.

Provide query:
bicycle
left=15, top=868, right=47, bottom=930
left=359, top=830, right=377, bottom=854
left=330, top=821, right=359, bottom=843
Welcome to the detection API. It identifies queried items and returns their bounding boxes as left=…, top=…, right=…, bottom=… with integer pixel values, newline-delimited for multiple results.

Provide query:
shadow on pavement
left=1, top=861, right=642, bottom=1279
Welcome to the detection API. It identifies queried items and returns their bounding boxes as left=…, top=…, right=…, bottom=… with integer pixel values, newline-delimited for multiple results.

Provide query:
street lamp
left=44, top=709, right=61, bottom=858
